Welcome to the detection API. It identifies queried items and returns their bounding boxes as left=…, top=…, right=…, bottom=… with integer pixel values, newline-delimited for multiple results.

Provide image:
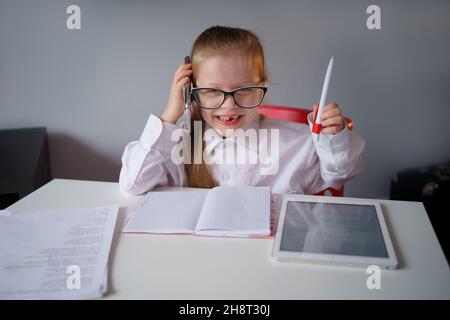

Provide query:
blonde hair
left=185, top=25, right=268, bottom=188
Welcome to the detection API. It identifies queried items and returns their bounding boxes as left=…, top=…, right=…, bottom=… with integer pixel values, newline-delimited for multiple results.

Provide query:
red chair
left=257, top=105, right=354, bottom=197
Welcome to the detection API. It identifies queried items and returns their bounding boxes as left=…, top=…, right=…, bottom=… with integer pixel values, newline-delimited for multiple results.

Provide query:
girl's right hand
left=161, top=62, right=193, bottom=124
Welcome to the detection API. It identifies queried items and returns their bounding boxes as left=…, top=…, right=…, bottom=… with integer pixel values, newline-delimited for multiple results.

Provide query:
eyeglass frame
left=190, top=85, right=268, bottom=109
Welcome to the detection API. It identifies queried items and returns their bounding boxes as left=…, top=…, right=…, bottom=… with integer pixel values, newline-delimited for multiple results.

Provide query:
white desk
left=7, top=179, right=450, bottom=299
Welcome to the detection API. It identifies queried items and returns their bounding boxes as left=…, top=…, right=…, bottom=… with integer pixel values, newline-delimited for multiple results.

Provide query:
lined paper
left=123, top=190, right=209, bottom=233
left=195, top=186, right=271, bottom=236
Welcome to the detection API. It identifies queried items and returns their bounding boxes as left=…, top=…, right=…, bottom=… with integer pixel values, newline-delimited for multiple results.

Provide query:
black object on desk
left=390, top=161, right=450, bottom=263
left=0, top=127, right=51, bottom=209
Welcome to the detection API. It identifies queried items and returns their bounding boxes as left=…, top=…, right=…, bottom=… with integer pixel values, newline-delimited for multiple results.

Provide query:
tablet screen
left=280, top=201, right=388, bottom=258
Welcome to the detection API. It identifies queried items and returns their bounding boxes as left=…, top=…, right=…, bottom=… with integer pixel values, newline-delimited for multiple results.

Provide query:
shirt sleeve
left=118, top=113, right=188, bottom=195
left=307, top=112, right=365, bottom=192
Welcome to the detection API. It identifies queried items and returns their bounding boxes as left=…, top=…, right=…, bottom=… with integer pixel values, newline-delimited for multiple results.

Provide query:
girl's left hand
left=313, top=103, right=345, bottom=135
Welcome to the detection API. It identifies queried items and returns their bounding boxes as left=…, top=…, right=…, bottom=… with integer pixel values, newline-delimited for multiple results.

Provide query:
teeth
left=218, top=115, right=239, bottom=121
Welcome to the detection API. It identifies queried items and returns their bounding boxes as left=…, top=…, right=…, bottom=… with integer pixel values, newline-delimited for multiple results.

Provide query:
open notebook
left=123, top=186, right=275, bottom=238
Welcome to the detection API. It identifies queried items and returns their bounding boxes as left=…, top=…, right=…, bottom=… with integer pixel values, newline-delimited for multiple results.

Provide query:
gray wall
left=1, top=0, right=449, bottom=198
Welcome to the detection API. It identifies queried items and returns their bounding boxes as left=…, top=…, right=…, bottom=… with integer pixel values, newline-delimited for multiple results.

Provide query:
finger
left=175, top=76, right=191, bottom=91
left=320, top=107, right=341, bottom=121
left=175, top=65, right=192, bottom=77
left=321, top=116, right=344, bottom=128
left=175, top=69, right=193, bottom=83
left=176, top=63, right=192, bottom=72
left=321, top=103, right=339, bottom=114
left=321, top=102, right=339, bottom=113
left=321, top=125, right=341, bottom=135
left=174, top=64, right=192, bottom=80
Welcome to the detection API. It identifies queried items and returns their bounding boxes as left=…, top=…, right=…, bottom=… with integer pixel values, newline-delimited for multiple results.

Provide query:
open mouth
left=214, top=114, right=243, bottom=126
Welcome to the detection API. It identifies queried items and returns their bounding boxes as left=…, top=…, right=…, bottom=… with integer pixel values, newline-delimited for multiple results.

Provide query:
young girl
left=119, top=26, right=365, bottom=195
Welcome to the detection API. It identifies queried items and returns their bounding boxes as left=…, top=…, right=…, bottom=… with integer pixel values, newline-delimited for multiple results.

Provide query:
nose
left=220, top=94, right=237, bottom=110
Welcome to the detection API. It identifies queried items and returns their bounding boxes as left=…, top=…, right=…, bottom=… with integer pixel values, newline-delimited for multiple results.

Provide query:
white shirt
left=119, top=113, right=365, bottom=195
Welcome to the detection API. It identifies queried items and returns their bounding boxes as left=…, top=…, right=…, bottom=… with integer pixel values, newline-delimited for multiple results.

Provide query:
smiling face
left=194, top=53, right=262, bottom=137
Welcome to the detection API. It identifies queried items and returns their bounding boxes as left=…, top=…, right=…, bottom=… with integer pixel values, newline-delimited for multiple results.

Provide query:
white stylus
left=312, top=56, right=334, bottom=141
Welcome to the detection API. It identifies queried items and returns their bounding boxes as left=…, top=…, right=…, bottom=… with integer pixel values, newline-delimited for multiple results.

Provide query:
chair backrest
left=257, top=105, right=354, bottom=197
left=258, top=105, right=353, bottom=130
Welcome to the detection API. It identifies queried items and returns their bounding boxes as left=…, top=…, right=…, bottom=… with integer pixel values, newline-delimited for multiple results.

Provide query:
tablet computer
left=272, top=194, right=398, bottom=269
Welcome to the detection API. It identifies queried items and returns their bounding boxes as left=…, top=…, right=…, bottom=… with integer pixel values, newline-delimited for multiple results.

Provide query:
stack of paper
left=0, top=206, right=118, bottom=299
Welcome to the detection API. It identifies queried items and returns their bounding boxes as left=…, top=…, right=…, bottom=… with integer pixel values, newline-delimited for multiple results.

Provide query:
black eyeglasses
left=191, top=85, right=268, bottom=109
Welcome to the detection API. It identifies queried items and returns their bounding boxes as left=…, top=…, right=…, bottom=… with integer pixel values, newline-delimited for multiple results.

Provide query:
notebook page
left=123, top=190, right=209, bottom=233
left=195, top=186, right=271, bottom=236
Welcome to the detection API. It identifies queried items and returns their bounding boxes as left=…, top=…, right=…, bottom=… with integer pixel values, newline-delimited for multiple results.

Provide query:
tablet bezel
left=272, top=194, right=398, bottom=269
